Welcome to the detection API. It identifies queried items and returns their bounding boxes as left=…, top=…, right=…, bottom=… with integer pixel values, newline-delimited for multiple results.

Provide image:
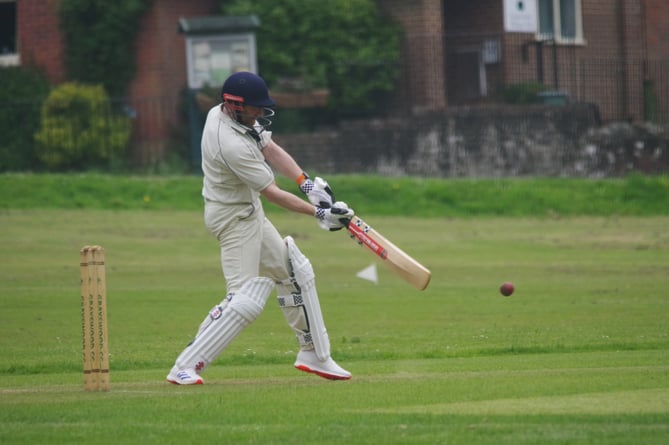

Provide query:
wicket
left=79, top=245, right=110, bottom=391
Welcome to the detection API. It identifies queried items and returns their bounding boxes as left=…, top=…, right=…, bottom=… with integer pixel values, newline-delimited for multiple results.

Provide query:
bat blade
left=345, top=216, right=431, bottom=290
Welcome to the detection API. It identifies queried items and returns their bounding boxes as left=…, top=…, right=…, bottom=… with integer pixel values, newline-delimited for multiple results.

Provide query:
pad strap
left=277, top=293, right=304, bottom=308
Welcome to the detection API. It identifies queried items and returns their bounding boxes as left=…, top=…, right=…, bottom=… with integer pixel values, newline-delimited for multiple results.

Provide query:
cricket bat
left=344, top=216, right=431, bottom=290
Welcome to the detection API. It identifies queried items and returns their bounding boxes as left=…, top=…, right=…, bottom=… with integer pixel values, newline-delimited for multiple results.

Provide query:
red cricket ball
left=500, top=282, right=514, bottom=296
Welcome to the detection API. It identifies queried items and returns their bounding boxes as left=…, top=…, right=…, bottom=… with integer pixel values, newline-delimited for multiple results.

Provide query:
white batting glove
left=300, top=176, right=335, bottom=208
left=315, top=201, right=354, bottom=231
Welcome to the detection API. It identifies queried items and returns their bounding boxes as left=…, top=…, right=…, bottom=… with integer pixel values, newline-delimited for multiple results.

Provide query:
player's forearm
left=261, top=182, right=315, bottom=216
left=262, top=140, right=303, bottom=182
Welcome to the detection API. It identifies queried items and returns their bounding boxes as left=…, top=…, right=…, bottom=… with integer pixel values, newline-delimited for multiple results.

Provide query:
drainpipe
left=617, top=0, right=629, bottom=119
left=639, top=0, right=651, bottom=121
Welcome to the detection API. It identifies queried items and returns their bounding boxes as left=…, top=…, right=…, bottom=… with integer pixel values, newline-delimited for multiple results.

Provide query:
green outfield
left=1, top=175, right=668, bottom=444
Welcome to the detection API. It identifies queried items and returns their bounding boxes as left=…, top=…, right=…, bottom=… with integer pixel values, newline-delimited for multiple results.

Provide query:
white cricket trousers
left=204, top=200, right=290, bottom=293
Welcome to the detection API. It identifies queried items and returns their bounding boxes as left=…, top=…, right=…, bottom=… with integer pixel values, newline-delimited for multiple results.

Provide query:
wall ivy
left=0, top=66, right=51, bottom=171
left=59, top=0, right=152, bottom=97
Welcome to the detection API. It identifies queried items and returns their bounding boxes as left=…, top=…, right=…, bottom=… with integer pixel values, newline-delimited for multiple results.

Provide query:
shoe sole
left=166, top=378, right=203, bottom=385
left=295, top=364, right=351, bottom=380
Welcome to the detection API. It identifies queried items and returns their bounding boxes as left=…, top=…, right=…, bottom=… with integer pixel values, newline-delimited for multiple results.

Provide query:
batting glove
left=315, top=201, right=354, bottom=231
left=300, top=176, right=335, bottom=208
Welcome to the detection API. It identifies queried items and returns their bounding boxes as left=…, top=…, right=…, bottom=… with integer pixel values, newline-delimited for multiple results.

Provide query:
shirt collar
left=221, top=107, right=259, bottom=140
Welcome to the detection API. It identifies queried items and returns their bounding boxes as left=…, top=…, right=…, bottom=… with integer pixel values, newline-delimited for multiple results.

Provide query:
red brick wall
left=497, top=0, right=650, bottom=121
left=17, top=0, right=65, bottom=83
left=444, top=0, right=501, bottom=31
left=642, top=0, right=669, bottom=122
left=128, top=0, right=218, bottom=165
left=444, top=0, right=506, bottom=102
left=379, top=0, right=446, bottom=111
left=577, top=0, right=646, bottom=120
left=502, top=33, right=536, bottom=86
left=580, top=0, right=644, bottom=59
left=643, top=0, right=669, bottom=59
left=130, top=0, right=218, bottom=100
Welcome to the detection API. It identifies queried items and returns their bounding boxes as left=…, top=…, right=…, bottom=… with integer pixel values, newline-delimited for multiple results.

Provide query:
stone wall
left=273, top=103, right=669, bottom=178
left=577, top=121, right=669, bottom=177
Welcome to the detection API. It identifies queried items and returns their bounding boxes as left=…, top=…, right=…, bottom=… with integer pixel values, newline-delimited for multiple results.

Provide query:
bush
left=0, top=67, right=51, bottom=172
left=500, top=81, right=549, bottom=104
left=34, top=83, right=132, bottom=171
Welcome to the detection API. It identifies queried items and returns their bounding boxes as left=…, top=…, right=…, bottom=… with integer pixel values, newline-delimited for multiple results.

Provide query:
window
left=537, top=0, right=583, bottom=43
left=0, top=0, right=18, bottom=66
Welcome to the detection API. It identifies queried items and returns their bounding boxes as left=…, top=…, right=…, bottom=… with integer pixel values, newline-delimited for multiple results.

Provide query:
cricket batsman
left=167, top=71, right=353, bottom=384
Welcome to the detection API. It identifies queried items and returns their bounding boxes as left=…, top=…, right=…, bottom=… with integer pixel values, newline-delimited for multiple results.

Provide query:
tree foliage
left=59, top=0, right=152, bottom=96
left=222, top=0, right=403, bottom=115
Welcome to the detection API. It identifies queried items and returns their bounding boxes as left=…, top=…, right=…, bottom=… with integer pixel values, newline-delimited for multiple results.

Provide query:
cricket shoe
left=294, top=349, right=351, bottom=380
left=166, top=366, right=204, bottom=385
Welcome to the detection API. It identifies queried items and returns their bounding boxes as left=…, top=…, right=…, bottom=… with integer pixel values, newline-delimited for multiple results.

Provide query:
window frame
left=0, top=0, right=19, bottom=67
left=537, top=0, right=584, bottom=44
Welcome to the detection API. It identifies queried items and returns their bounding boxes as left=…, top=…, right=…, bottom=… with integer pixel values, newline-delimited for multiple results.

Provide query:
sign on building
left=504, top=0, right=537, bottom=33
left=179, top=15, right=260, bottom=89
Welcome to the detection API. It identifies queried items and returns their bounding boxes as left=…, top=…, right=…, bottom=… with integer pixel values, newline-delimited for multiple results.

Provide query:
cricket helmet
left=221, top=71, right=275, bottom=108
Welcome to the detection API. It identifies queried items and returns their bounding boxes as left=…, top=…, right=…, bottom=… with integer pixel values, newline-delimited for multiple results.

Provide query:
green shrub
left=501, top=81, right=549, bottom=104
left=34, top=83, right=131, bottom=171
left=0, top=67, right=51, bottom=171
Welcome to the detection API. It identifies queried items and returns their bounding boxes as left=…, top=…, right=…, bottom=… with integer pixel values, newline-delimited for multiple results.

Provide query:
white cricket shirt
left=201, top=105, right=274, bottom=208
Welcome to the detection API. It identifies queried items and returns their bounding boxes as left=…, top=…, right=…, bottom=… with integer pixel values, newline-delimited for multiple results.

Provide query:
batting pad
left=277, top=292, right=313, bottom=350
left=175, top=277, right=274, bottom=373
left=284, top=236, right=331, bottom=361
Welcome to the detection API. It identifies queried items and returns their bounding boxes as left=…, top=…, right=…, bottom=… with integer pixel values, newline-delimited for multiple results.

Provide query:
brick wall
left=17, top=0, right=65, bottom=83
left=441, top=1, right=663, bottom=122
left=499, top=1, right=651, bottom=122
left=379, top=0, right=446, bottom=112
left=128, top=0, right=218, bottom=165
left=580, top=0, right=647, bottom=120
left=444, top=0, right=506, bottom=101
left=444, top=0, right=500, bottom=31
left=642, top=0, right=669, bottom=122
left=643, top=0, right=669, bottom=59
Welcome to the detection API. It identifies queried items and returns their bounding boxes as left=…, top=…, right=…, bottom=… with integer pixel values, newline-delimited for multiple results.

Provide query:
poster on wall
left=503, top=0, right=537, bottom=33
left=186, top=34, right=256, bottom=90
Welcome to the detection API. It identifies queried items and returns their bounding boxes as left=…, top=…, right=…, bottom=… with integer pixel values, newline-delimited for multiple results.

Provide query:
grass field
left=1, top=200, right=668, bottom=444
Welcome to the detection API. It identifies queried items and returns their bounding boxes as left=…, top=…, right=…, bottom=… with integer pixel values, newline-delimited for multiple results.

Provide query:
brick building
left=382, top=0, right=668, bottom=122
left=9, top=0, right=219, bottom=164
left=4, top=0, right=668, bottom=165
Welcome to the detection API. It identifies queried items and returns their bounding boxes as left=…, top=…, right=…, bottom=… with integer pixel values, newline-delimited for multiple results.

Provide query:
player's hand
left=315, top=201, right=353, bottom=231
left=300, top=176, right=335, bottom=208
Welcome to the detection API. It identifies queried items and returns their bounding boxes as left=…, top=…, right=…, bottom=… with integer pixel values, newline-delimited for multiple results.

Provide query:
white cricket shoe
left=166, top=366, right=204, bottom=385
left=294, top=349, right=351, bottom=380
